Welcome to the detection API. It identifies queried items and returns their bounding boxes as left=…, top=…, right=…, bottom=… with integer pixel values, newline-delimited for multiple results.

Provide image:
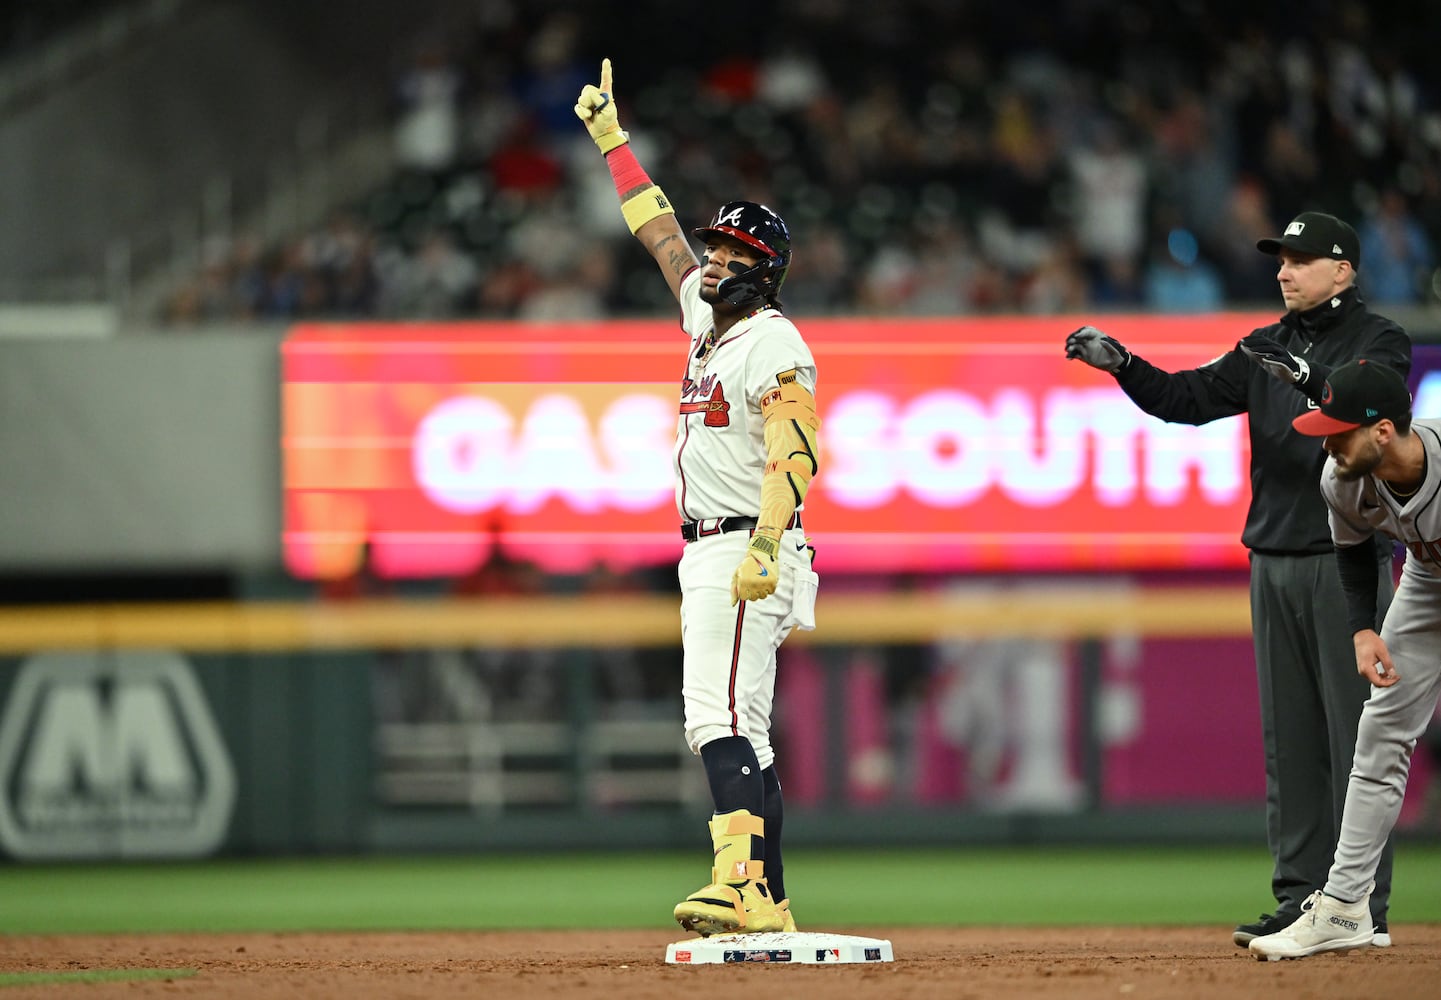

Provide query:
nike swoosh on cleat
left=795, top=542, right=807, bottom=551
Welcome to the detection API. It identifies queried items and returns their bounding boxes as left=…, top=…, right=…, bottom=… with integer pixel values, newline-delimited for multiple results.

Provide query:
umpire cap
left=1257, top=211, right=1361, bottom=271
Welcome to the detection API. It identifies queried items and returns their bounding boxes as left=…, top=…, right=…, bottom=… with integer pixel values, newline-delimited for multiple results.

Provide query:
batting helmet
left=692, top=201, right=792, bottom=309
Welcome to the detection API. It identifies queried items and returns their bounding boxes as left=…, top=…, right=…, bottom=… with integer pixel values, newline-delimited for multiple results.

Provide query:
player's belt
left=680, top=513, right=802, bottom=543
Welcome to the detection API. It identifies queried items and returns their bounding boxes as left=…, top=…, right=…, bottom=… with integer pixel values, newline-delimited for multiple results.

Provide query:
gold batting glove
left=730, top=529, right=782, bottom=606
left=574, top=57, right=629, bottom=153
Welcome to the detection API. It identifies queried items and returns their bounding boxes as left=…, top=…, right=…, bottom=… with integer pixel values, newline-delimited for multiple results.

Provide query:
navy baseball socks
left=674, top=809, right=787, bottom=936
left=761, top=765, right=796, bottom=931
left=677, top=737, right=795, bottom=935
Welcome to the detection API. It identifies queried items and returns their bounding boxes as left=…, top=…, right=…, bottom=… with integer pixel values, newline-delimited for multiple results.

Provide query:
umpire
left=1066, top=211, right=1411, bottom=947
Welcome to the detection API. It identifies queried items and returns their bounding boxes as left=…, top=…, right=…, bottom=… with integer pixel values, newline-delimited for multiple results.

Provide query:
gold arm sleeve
left=757, top=382, right=820, bottom=535
left=620, top=187, right=675, bottom=234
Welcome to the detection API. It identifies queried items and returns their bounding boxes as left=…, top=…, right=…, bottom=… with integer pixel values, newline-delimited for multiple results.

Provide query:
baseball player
left=1066, top=211, right=1411, bottom=947
left=1251, top=359, right=1440, bottom=959
left=575, top=59, right=820, bottom=937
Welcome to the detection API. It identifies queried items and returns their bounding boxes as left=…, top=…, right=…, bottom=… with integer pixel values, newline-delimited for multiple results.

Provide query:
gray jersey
left=1321, top=419, right=1441, bottom=587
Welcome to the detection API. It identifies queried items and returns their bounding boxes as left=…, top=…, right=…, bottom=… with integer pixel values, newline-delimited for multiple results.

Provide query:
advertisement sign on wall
left=0, top=652, right=235, bottom=859
left=281, top=315, right=1283, bottom=579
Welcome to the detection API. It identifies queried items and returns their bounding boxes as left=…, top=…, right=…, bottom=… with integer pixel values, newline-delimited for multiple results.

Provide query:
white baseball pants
left=678, top=526, right=817, bottom=769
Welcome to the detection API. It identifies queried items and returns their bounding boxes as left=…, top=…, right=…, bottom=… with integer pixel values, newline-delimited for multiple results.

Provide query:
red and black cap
left=1292, top=359, right=1411, bottom=436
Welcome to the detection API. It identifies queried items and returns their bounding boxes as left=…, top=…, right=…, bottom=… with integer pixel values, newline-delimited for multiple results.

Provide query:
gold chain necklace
left=693, top=306, right=773, bottom=373
left=1384, top=452, right=1429, bottom=500
left=693, top=328, right=718, bottom=373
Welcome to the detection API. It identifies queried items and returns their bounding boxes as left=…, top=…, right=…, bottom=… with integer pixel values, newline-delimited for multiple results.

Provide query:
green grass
left=4, top=845, right=1441, bottom=935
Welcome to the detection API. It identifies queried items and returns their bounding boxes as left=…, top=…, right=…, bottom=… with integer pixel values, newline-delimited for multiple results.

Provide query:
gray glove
left=1065, top=326, right=1130, bottom=373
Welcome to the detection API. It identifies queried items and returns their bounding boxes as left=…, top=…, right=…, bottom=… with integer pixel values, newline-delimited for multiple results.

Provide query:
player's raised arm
left=575, top=58, right=698, bottom=302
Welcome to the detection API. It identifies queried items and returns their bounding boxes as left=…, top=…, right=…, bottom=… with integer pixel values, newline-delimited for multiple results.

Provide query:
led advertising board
left=282, top=315, right=1284, bottom=579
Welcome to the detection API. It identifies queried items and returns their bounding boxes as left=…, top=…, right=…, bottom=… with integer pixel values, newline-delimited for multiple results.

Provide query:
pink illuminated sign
left=282, top=316, right=1273, bottom=579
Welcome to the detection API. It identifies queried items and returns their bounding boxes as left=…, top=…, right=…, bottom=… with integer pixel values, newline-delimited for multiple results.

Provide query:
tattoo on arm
left=651, top=234, right=692, bottom=276
left=668, top=246, right=692, bottom=277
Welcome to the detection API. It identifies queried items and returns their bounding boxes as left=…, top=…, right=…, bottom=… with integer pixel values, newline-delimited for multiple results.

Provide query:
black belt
left=681, top=513, right=802, bottom=542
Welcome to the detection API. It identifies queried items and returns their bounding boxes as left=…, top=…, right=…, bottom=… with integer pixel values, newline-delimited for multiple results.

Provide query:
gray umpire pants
left=1250, top=550, right=1395, bottom=924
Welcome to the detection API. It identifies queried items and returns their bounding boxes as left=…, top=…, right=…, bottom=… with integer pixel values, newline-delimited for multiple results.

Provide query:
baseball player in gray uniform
left=1251, top=359, right=1438, bottom=959
left=575, top=59, right=820, bottom=937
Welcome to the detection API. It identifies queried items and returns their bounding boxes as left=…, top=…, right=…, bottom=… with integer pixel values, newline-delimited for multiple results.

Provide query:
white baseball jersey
left=673, top=267, right=818, bottom=522
left=671, top=266, right=820, bottom=769
left=1317, top=418, right=1441, bottom=904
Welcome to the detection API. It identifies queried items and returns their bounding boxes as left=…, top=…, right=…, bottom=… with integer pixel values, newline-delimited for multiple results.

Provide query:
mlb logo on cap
left=1292, top=359, right=1411, bottom=436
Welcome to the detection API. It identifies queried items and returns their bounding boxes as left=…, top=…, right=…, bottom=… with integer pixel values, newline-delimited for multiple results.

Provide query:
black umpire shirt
left=1112, top=287, right=1412, bottom=557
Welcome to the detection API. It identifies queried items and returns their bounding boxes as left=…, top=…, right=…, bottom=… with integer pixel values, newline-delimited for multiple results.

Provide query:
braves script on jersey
left=674, top=268, right=818, bottom=521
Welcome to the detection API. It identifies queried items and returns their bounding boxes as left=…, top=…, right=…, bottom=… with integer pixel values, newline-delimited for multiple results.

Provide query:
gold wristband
left=595, top=130, right=629, bottom=154
left=748, top=533, right=780, bottom=559
left=620, top=186, right=675, bottom=234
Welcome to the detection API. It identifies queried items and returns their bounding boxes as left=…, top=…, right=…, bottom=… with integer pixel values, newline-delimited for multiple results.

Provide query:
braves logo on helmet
left=693, top=201, right=792, bottom=309
left=716, top=205, right=749, bottom=229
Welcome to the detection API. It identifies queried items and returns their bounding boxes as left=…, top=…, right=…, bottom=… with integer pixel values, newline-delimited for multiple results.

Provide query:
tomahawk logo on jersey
left=681, top=377, right=731, bottom=427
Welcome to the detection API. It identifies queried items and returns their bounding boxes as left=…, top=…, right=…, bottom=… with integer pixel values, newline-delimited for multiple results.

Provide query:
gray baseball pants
left=1327, top=568, right=1441, bottom=904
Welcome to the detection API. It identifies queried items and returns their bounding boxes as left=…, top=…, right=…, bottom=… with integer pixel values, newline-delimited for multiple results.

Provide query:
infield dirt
left=3, top=926, right=1440, bottom=998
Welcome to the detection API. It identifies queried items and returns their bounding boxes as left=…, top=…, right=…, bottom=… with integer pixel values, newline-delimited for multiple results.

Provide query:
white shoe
left=1249, top=890, right=1374, bottom=961
left=1373, top=930, right=1392, bottom=948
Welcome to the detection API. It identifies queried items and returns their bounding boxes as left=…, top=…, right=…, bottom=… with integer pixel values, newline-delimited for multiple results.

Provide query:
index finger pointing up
left=600, top=57, right=612, bottom=96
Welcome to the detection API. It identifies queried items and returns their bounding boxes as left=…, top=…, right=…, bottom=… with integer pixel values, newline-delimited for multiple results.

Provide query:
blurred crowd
left=162, top=0, right=1441, bottom=326
left=0, top=0, right=112, bottom=60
